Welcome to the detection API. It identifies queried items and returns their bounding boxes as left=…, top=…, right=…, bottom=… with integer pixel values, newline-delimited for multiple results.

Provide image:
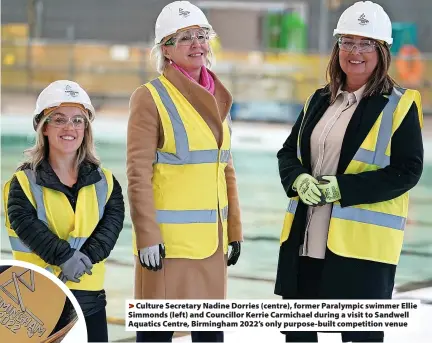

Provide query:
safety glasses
left=46, top=114, right=88, bottom=130
left=338, top=37, right=377, bottom=53
left=164, top=29, right=210, bottom=46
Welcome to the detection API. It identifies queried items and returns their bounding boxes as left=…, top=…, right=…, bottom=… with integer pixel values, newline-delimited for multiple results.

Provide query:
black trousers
left=136, top=331, right=224, bottom=342
left=85, top=308, right=109, bottom=342
left=283, top=257, right=384, bottom=343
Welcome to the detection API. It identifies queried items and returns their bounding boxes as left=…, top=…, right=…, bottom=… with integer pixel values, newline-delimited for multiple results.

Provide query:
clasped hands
left=293, top=173, right=341, bottom=206
left=59, top=249, right=93, bottom=283
left=138, top=241, right=241, bottom=271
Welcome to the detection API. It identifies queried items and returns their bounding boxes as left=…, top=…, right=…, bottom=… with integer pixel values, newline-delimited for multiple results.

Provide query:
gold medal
left=0, top=266, right=77, bottom=342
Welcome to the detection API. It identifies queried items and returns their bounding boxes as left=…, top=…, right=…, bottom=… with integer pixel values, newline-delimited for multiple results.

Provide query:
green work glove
left=316, top=176, right=341, bottom=203
left=293, top=173, right=325, bottom=206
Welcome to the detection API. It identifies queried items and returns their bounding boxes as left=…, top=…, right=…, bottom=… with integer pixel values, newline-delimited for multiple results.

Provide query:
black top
left=0, top=266, right=12, bottom=273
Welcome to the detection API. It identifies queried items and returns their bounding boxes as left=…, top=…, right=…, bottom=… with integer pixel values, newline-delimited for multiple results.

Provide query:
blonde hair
left=325, top=40, right=397, bottom=103
left=150, top=30, right=216, bottom=74
left=18, top=114, right=100, bottom=171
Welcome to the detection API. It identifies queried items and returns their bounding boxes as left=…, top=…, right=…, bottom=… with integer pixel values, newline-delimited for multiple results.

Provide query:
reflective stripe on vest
left=9, top=236, right=33, bottom=253
left=287, top=198, right=298, bottom=215
left=287, top=199, right=405, bottom=231
left=9, top=168, right=108, bottom=253
left=156, top=204, right=229, bottom=224
left=332, top=204, right=406, bottom=230
left=150, top=78, right=230, bottom=164
left=352, top=87, right=405, bottom=168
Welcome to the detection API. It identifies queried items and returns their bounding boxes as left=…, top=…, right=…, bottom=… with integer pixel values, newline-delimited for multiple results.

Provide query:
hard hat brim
left=333, top=29, right=393, bottom=46
left=155, top=23, right=213, bottom=44
left=33, top=101, right=95, bottom=119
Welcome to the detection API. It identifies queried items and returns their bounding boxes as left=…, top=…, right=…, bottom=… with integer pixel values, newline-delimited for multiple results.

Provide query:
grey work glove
left=138, top=244, right=165, bottom=271
left=59, top=249, right=93, bottom=283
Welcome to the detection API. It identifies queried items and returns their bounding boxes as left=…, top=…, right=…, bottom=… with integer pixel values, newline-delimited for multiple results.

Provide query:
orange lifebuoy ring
left=396, top=45, right=425, bottom=85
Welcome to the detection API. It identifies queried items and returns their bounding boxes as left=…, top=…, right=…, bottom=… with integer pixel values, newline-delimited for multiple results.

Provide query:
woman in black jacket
left=4, top=80, right=125, bottom=342
left=275, top=2, right=423, bottom=342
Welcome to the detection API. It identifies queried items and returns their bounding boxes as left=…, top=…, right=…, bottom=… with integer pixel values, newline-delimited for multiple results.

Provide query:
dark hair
left=325, top=40, right=398, bottom=102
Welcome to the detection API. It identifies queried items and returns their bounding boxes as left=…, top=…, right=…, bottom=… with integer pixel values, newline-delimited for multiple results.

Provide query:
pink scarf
left=171, top=62, right=215, bottom=95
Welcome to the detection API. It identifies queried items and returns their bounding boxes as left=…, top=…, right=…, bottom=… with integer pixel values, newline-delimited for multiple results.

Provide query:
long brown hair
left=18, top=114, right=100, bottom=171
left=325, top=39, right=398, bottom=103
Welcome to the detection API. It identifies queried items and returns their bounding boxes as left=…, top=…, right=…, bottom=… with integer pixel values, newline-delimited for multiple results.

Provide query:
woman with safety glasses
left=3, top=80, right=125, bottom=342
left=275, top=1, right=423, bottom=342
left=127, top=1, right=243, bottom=342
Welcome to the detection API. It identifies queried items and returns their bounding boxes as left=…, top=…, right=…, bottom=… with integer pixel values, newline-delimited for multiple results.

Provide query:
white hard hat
left=33, top=80, right=96, bottom=130
left=154, top=1, right=212, bottom=44
left=333, top=1, right=393, bottom=45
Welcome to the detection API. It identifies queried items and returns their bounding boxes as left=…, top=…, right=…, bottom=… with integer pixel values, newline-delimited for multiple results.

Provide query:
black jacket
left=275, top=86, right=423, bottom=299
left=7, top=159, right=125, bottom=315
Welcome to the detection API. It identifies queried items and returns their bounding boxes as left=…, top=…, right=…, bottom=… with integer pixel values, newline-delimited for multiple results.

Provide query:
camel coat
left=127, top=64, right=243, bottom=300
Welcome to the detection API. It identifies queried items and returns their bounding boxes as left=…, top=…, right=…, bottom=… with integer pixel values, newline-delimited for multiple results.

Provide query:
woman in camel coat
left=126, top=1, right=243, bottom=342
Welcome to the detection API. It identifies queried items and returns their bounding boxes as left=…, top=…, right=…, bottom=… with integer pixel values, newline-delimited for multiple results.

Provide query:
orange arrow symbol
left=129, top=304, right=134, bottom=308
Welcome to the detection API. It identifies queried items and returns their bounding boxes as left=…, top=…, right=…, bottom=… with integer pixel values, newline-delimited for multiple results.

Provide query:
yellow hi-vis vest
left=3, top=167, right=114, bottom=290
left=132, top=75, right=231, bottom=259
left=281, top=87, right=423, bottom=265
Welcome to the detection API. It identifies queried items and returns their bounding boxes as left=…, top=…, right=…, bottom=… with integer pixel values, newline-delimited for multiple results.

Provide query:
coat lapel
left=300, top=90, right=330, bottom=171
left=163, top=65, right=232, bottom=148
left=337, top=94, right=389, bottom=173
left=210, top=69, right=233, bottom=122
left=300, top=89, right=390, bottom=175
